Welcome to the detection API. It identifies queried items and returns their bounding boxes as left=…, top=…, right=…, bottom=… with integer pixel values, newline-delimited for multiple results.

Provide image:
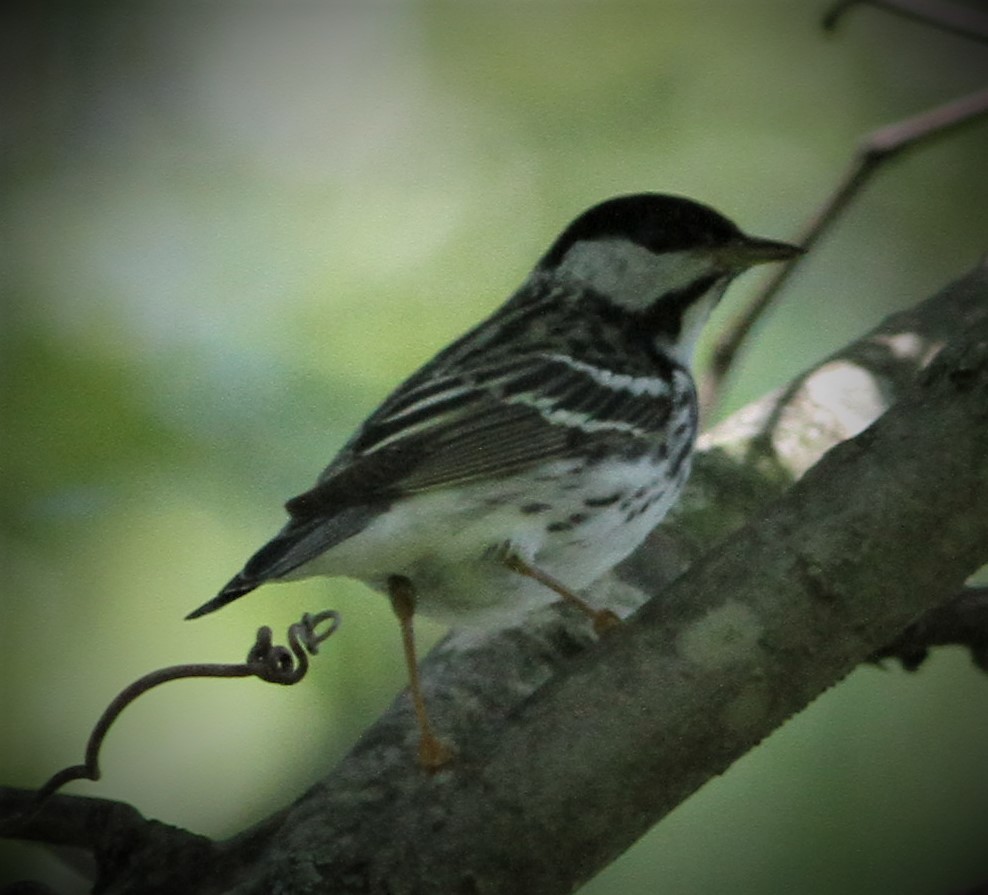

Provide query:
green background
left=3, top=3, right=987, bottom=892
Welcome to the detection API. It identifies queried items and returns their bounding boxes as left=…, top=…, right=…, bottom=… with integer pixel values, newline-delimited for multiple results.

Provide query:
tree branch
left=2, top=263, right=986, bottom=893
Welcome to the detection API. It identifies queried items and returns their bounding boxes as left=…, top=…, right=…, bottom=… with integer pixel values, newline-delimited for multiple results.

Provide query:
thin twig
left=700, top=86, right=988, bottom=415
left=824, top=0, right=988, bottom=44
left=31, top=610, right=340, bottom=807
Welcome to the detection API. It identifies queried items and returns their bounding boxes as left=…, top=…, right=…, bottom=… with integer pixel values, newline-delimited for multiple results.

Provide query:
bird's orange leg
left=501, top=553, right=620, bottom=634
left=386, top=574, right=454, bottom=770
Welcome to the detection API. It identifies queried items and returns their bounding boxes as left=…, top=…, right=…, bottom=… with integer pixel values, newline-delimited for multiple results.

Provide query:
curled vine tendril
left=32, top=610, right=341, bottom=808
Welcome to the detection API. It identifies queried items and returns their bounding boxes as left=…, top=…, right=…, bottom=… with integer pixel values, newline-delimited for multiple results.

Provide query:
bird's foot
left=418, top=732, right=455, bottom=771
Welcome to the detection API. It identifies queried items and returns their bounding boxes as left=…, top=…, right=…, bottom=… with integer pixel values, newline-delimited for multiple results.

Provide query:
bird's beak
left=717, top=236, right=804, bottom=270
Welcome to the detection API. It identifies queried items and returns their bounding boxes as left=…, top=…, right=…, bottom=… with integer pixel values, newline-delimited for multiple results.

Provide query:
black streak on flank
left=521, top=502, right=551, bottom=514
left=584, top=493, right=622, bottom=507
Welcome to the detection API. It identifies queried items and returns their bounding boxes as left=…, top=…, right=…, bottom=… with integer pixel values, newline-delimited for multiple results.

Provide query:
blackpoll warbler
left=188, top=193, right=801, bottom=766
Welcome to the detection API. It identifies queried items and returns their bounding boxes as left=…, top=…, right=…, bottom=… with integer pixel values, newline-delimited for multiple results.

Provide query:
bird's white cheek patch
left=558, top=242, right=713, bottom=311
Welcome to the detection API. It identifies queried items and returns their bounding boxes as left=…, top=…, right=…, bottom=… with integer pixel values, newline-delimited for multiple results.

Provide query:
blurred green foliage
left=2, top=3, right=987, bottom=893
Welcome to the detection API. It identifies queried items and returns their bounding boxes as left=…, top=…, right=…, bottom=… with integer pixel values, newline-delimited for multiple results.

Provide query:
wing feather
left=285, top=353, right=672, bottom=519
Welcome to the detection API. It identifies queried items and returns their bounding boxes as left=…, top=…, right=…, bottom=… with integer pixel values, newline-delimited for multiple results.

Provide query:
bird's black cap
left=538, top=193, right=745, bottom=269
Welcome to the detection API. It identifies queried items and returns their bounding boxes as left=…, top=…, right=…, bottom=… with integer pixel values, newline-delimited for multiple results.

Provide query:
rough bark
left=3, top=262, right=987, bottom=895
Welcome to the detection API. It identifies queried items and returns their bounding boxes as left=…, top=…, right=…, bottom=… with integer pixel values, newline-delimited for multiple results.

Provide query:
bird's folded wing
left=285, top=354, right=672, bottom=518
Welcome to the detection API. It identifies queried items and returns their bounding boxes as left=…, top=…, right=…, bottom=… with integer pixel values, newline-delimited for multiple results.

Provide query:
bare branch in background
left=824, top=0, right=988, bottom=44
left=701, top=86, right=988, bottom=415
left=701, top=0, right=988, bottom=418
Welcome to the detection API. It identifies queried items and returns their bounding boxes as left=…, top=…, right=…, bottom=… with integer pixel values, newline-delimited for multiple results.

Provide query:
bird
left=186, top=193, right=801, bottom=767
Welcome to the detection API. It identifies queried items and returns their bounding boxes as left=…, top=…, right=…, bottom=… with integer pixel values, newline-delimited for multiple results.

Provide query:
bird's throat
left=640, top=275, right=727, bottom=366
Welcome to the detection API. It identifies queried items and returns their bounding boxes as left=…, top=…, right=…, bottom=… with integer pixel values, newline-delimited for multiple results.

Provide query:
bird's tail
left=185, top=503, right=380, bottom=621
left=185, top=574, right=259, bottom=620
left=184, top=522, right=319, bottom=620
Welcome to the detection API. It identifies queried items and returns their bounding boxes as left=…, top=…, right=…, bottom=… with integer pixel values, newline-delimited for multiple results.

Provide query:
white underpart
left=288, top=450, right=691, bottom=629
